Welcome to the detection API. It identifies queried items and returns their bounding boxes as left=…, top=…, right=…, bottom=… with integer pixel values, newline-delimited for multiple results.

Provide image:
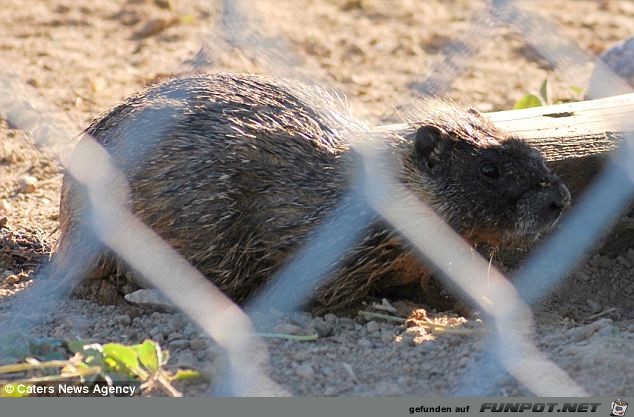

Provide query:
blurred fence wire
left=0, top=75, right=283, bottom=397
left=1, top=0, right=633, bottom=396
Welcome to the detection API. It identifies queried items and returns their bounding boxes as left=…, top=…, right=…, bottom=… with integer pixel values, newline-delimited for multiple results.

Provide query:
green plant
left=513, top=79, right=585, bottom=109
left=0, top=339, right=204, bottom=397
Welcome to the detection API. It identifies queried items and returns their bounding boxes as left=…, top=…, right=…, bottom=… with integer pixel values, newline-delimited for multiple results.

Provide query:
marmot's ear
left=415, top=125, right=445, bottom=163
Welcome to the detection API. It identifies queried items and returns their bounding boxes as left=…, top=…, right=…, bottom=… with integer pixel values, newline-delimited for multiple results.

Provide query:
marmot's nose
left=548, top=181, right=571, bottom=211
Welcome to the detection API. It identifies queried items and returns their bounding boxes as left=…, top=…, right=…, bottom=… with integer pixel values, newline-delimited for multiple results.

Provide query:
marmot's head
left=401, top=107, right=570, bottom=246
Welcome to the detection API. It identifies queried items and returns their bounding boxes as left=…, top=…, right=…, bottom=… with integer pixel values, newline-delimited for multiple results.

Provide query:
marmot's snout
left=547, top=180, right=571, bottom=212
left=535, top=178, right=571, bottom=233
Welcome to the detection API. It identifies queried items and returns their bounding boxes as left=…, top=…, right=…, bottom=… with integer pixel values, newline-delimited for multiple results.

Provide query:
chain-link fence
left=1, top=0, right=632, bottom=396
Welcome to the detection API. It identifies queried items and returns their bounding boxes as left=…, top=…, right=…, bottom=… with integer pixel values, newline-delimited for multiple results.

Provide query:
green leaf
left=171, top=369, right=206, bottom=382
left=570, top=85, right=585, bottom=95
left=513, top=94, right=544, bottom=109
left=66, top=339, right=89, bottom=354
left=83, top=352, right=107, bottom=371
left=179, top=14, right=197, bottom=24
left=103, top=343, right=144, bottom=378
left=539, top=78, right=550, bottom=104
left=134, top=340, right=160, bottom=374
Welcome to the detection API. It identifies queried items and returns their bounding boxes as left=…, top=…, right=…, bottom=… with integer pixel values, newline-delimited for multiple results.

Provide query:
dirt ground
left=0, top=0, right=633, bottom=396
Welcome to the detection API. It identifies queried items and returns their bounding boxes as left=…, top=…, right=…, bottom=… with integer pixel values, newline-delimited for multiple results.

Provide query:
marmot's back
left=57, top=74, right=357, bottom=303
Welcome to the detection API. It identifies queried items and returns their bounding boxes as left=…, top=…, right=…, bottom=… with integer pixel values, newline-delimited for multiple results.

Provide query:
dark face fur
left=405, top=110, right=571, bottom=246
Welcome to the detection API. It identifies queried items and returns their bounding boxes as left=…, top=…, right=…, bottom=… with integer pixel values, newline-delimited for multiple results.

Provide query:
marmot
left=52, top=73, right=571, bottom=311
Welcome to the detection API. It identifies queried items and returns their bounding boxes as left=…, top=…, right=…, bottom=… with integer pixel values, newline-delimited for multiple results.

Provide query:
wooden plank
left=489, top=94, right=634, bottom=197
left=486, top=93, right=634, bottom=141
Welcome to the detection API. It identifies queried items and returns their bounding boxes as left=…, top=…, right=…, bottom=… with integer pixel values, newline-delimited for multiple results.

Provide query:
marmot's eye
left=480, top=162, right=500, bottom=180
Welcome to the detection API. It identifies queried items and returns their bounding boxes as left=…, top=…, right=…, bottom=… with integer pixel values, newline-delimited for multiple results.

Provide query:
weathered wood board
left=487, top=93, right=634, bottom=197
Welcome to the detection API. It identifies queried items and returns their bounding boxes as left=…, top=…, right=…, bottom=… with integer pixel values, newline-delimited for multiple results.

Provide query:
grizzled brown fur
left=53, top=73, right=571, bottom=311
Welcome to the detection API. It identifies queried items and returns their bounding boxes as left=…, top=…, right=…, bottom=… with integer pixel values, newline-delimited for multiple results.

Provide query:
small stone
left=116, top=9, right=143, bottom=26
left=0, top=217, right=7, bottom=228
left=174, top=351, right=196, bottom=368
left=320, top=365, right=334, bottom=378
left=51, top=325, right=69, bottom=339
left=14, top=272, right=29, bottom=282
left=323, top=313, right=338, bottom=323
left=399, top=332, right=417, bottom=347
left=417, top=342, right=437, bottom=354
left=0, top=199, right=10, bottom=214
left=359, top=338, right=373, bottom=347
left=150, top=311, right=166, bottom=321
left=595, top=325, right=616, bottom=337
left=4, top=274, right=19, bottom=285
left=167, top=332, right=183, bottom=341
left=627, top=248, right=634, bottom=262
left=115, top=314, right=132, bottom=326
left=182, top=324, right=199, bottom=338
left=169, top=315, right=187, bottom=329
left=380, top=332, right=393, bottom=344
left=616, top=256, right=632, bottom=268
left=194, top=350, right=209, bottom=361
left=190, top=338, right=207, bottom=351
left=593, top=318, right=613, bottom=330
left=169, top=339, right=189, bottom=350
left=26, top=78, right=40, bottom=88
left=18, top=175, right=37, bottom=194
left=149, top=327, right=164, bottom=338
left=272, top=323, right=303, bottom=335
left=133, top=18, right=175, bottom=39
left=341, top=0, right=363, bottom=11
left=365, top=320, right=380, bottom=334
left=573, top=318, right=613, bottom=340
left=311, top=320, right=334, bottom=337
left=294, top=350, right=311, bottom=361
left=294, top=363, right=315, bottom=379
left=372, top=381, right=402, bottom=396
left=572, top=326, right=594, bottom=341
left=124, top=288, right=174, bottom=309
left=90, top=77, right=107, bottom=93
left=153, top=0, right=171, bottom=9
left=288, top=311, right=313, bottom=327
left=596, top=256, right=612, bottom=268
left=574, top=271, right=591, bottom=282
left=587, top=299, right=602, bottom=314
left=54, top=5, right=71, bottom=13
